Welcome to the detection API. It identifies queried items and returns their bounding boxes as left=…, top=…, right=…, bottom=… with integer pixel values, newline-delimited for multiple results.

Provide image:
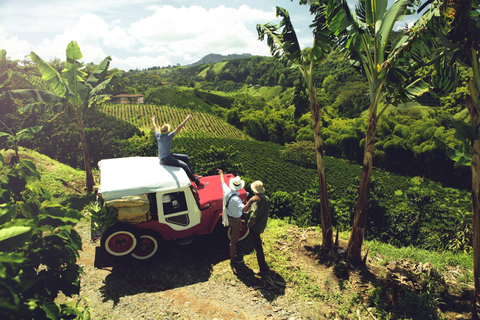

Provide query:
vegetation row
left=100, top=103, right=252, bottom=140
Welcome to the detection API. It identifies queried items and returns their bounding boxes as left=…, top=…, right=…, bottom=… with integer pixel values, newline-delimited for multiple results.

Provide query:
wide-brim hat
left=251, top=180, right=265, bottom=193
left=229, top=176, right=245, bottom=191
left=160, top=122, right=171, bottom=134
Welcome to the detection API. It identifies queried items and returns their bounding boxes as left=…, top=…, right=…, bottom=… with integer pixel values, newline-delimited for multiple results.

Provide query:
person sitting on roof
left=151, top=114, right=207, bottom=189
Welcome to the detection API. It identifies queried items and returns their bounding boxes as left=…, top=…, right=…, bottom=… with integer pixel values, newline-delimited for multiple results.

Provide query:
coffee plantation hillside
left=117, top=126, right=472, bottom=254
left=100, top=103, right=252, bottom=140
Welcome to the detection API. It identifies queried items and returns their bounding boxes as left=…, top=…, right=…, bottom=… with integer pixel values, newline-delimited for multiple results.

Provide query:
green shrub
left=295, top=126, right=313, bottom=141
left=0, top=154, right=88, bottom=319
left=270, top=191, right=296, bottom=220
left=423, top=126, right=436, bottom=140
left=280, top=141, right=316, bottom=169
left=393, top=124, right=411, bottom=138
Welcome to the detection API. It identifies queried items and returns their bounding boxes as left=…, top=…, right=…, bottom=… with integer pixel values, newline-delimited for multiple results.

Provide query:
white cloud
left=128, top=4, right=272, bottom=63
left=0, top=2, right=284, bottom=70
left=110, top=54, right=172, bottom=71
left=138, top=45, right=170, bottom=53
left=104, top=26, right=136, bottom=49
left=0, top=26, right=32, bottom=61
left=31, top=14, right=112, bottom=64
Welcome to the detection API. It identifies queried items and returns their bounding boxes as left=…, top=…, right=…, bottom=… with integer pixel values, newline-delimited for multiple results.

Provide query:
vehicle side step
left=175, top=235, right=194, bottom=245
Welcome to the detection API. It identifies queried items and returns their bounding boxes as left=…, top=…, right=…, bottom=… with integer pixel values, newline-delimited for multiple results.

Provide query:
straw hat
left=160, top=122, right=171, bottom=134
left=229, top=176, right=245, bottom=191
left=250, top=180, right=265, bottom=194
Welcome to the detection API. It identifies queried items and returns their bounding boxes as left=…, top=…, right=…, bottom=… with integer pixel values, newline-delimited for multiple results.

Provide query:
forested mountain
left=185, top=53, right=252, bottom=67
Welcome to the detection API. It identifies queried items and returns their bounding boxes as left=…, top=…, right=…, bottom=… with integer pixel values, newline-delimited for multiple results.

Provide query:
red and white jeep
left=95, top=156, right=249, bottom=260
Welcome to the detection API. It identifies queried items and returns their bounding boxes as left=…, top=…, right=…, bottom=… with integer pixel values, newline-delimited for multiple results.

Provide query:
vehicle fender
left=208, top=209, right=224, bottom=233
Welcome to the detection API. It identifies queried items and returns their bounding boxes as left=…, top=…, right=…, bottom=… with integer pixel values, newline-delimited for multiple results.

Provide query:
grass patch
left=366, top=239, right=473, bottom=271
left=1, top=148, right=95, bottom=210
left=257, top=219, right=361, bottom=316
left=212, top=61, right=228, bottom=74
left=257, top=219, right=473, bottom=319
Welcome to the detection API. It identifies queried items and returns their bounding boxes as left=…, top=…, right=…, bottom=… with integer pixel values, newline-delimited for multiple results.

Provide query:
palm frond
left=86, top=56, right=112, bottom=86
left=30, top=52, right=67, bottom=97
left=257, top=7, right=302, bottom=64
left=0, top=89, right=65, bottom=104
left=18, top=102, right=66, bottom=114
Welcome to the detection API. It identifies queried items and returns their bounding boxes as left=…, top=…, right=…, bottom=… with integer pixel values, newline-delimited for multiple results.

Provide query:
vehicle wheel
left=131, top=230, right=161, bottom=260
left=101, top=223, right=138, bottom=256
left=227, top=219, right=250, bottom=241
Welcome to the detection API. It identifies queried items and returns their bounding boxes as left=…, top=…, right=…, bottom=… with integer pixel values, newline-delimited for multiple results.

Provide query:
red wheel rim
left=228, top=220, right=250, bottom=241
left=106, top=231, right=136, bottom=255
left=239, top=221, right=248, bottom=238
left=131, top=235, right=158, bottom=259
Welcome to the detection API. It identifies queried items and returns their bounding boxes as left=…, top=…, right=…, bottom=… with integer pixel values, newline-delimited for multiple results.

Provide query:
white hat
left=250, top=180, right=265, bottom=193
left=229, top=176, right=245, bottom=191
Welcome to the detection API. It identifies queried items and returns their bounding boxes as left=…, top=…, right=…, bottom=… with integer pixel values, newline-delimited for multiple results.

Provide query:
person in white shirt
left=217, top=169, right=248, bottom=264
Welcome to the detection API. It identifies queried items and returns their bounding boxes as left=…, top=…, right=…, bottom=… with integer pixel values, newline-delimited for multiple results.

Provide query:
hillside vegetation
left=5, top=148, right=475, bottom=319
left=100, top=104, right=252, bottom=140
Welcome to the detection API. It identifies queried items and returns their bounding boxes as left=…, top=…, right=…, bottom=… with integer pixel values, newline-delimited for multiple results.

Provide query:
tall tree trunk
left=467, top=94, right=480, bottom=319
left=472, top=138, right=480, bottom=319
left=347, top=109, right=376, bottom=264
left=310, top=92, right=333, bottom=250
left=76, top=115, right=94, bottom=192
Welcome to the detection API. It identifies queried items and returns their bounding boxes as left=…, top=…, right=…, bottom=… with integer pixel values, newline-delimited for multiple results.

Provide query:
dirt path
left=73, top=220, right=308, bottom=320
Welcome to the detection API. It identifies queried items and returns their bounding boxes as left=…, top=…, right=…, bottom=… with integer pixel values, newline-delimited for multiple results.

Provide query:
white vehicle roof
left=98, top=157, right=192, bottom=200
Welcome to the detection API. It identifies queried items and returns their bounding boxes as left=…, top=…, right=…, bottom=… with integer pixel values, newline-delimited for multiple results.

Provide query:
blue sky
left=0, top=0, right=421, bottom=71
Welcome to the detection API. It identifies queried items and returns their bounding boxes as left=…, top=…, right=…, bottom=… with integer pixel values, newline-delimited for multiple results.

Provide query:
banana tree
left=433, top=120, right=475, bottom=167
left=416, top=0, right=480, bottom=314
left=0, top=50, right=13, bottom=91
left=0, top=121, right=42, bottom=162
left=325, top=0, right=430, bottom=263
left=0, top=41, right=120, bottom=192
left=469, top=45, right=480, bottom=318
left=257, top=4, right=334, bottom=249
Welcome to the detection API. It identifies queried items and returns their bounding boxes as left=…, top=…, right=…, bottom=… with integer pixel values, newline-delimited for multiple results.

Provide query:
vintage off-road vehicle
left=95, top=156, right=249, bottom=260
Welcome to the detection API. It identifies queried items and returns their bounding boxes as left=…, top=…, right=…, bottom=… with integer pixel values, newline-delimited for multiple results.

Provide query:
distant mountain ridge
left=186, top=53, right=252, bottom=67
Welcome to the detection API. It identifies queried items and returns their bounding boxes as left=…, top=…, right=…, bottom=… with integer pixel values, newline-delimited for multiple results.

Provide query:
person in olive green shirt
left=243, top=180, right=270, bottom=275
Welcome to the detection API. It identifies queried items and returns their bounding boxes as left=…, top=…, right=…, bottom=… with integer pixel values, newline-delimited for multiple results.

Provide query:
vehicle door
left=156, top=188, right=201, bottom=231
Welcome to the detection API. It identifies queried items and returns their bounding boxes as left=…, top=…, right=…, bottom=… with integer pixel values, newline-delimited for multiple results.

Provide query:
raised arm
left=217, top=168, right=225, bottom=184
left=173, top=114, right=192, bottom=135
left=151, top=115, right=159, bottom=132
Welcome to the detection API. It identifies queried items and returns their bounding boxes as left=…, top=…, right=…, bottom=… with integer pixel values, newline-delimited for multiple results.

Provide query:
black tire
left=101, top=223, right=138, bottom=257
left=131, top=229, right=162, bottom=260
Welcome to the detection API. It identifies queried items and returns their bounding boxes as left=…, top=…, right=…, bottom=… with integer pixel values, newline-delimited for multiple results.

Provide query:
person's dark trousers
left=161, top=154, right=199, bottom=184
left=250, top=231, right=268, bottom=272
